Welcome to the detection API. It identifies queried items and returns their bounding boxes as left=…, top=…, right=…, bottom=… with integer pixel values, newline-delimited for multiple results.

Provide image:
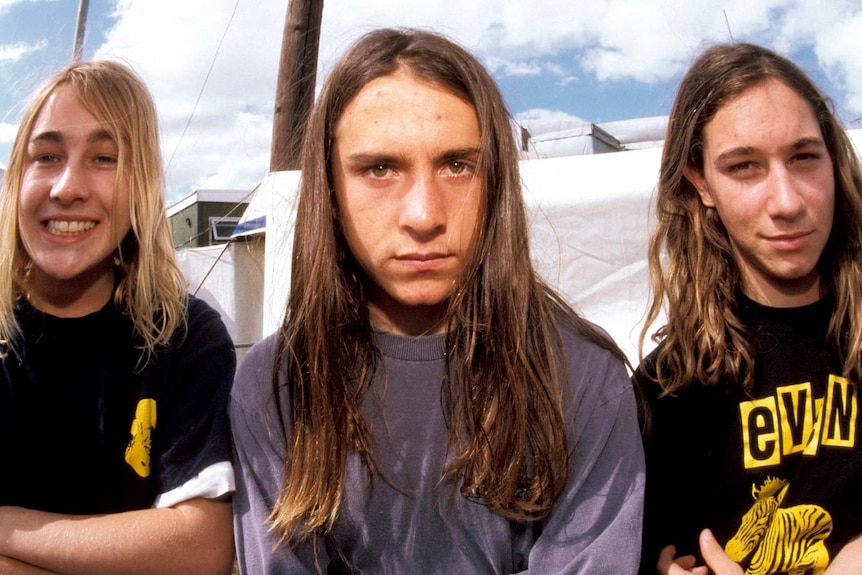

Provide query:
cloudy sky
left=1, top=0, right=861, bottom=204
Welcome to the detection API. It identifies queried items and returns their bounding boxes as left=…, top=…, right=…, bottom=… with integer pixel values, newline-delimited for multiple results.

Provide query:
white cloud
left=809, top=8, right=862, bottom=118
left=94, top=0, right=285, bottom=201
left=0, top=39, right=45, bottom=63
left=516, top=108, right=586, bottom=123
left=69, top=0, right=862, bottom=200
left=0, top=0, right=33, bottom=16
left=0, top=120, right=17, bottom=143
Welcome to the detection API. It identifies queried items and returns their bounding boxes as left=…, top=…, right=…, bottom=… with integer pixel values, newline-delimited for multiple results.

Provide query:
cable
left=165, top=0, right=241, bottom=176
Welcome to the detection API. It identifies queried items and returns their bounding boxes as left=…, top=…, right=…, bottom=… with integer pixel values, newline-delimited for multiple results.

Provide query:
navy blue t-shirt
left=0, top=295, right=235, bottom=514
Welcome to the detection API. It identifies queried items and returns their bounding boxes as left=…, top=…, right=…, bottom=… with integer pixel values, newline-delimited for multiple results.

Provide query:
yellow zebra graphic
left=725, top=477, right=832, bottom=575
left=125, top=398, right=157, bottom=477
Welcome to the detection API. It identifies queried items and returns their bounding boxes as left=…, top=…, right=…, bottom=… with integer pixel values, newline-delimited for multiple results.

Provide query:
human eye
left=27, top=143, right=61, bottom=164
left=791, top=151, right=821, bottom=163
left=727, top=161, right=754, bottom=173
left=32, top=153, right=60, bottom=164
left=448, top=161, right=470, bottom=175
left=366, top=164, right=391, bottom=178
left=443, top=159, right=477, bottom=179
left=94, top=154, right=119, bottom=166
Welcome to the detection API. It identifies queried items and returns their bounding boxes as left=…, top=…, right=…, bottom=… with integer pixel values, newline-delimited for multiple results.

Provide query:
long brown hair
left=640, top=42, right=862, bottom=394
left=269, top=28, right=624, bottom=548
left=0, top=60, right=187, bottom=358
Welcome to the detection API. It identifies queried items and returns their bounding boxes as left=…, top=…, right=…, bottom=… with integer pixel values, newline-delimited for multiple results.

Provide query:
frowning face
left=332, top=71, right=483, bottom=335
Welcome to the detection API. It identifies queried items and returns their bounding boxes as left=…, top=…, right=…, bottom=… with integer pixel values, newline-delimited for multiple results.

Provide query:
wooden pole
left=269, top=0, right=324, bottom=172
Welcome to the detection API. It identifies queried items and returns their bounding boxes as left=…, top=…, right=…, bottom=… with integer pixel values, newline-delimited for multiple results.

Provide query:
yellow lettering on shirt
left=740, top=376, right=857, bottom=469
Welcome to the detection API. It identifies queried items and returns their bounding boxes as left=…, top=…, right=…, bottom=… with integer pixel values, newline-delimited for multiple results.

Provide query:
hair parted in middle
left=0, top=60, right=188, bottom=359
left=640, top=42, right=862, bottom=395
left=269, top=27, right=625, bottom=547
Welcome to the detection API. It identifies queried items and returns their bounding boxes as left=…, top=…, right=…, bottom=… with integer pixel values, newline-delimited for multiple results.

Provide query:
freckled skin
left=684, top=79, right=835, bottom=308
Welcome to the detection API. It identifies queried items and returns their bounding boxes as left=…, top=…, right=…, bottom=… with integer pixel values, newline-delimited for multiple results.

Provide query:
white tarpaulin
left=175, top=240, right=265, bottom=365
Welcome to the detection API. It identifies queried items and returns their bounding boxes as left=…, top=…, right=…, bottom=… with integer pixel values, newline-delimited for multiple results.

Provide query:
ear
left=682, top=164, right=715, bottom=208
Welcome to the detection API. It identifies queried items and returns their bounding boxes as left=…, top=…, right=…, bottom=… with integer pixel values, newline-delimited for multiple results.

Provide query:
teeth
left=46, top=220, right=96, bottom=234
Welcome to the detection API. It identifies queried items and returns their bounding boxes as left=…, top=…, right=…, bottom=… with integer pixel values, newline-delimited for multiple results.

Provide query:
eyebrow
left=29, top=129, right=116, bottom=146
left=344, top=147, right=482, bottom=165
left=713, top=137, right=826, bottom=164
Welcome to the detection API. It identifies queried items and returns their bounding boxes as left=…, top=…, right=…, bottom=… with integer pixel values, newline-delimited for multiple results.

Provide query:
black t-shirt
left=0, top=296, right=235, bottom=514
left=637, top=295, right=862, bottom=573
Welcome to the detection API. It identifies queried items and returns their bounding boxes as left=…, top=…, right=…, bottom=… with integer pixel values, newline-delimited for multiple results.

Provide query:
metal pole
left=72, top=0, right=91, bottom=62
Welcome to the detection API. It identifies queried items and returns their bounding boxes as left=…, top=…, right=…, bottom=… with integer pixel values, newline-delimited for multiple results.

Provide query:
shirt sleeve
left=230, top=335, right=325, bottom=574
left=525, top=338, right=645, bottom=574
left=155, top=296, right=237, bottom=501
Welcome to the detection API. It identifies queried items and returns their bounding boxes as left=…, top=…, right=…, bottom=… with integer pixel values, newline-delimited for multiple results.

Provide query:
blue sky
left=1, top=0, right=861, bottom=203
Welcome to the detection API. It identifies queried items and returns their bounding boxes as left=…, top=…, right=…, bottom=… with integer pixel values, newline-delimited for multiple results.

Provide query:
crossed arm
left=657, top=530, right=862, bottom=575
left=0, top=498, right=234, bottom=575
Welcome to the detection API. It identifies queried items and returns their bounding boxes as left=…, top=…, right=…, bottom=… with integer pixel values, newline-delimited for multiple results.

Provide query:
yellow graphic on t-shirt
left=739, top=375, right=857, bottom=469
left=725, top=477, right=832, bottom=575
left=125, top=398, right=157, bottom=478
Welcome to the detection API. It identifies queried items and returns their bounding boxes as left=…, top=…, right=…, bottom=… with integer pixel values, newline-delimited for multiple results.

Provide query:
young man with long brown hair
left=231, top=27, right=644, bottom=574
left=636, top=43, right=862, bottom=575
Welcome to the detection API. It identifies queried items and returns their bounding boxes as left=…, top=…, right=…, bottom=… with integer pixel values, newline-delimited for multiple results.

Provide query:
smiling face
left=331, top=70, right=484, bottom=335
left=684, top=79, right=835, bottom=307
left=18, top=85, right=132, bottom=316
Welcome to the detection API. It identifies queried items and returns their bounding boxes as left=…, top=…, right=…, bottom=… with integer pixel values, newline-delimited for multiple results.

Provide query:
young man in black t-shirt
left=635, top=43, right=862, bottom=575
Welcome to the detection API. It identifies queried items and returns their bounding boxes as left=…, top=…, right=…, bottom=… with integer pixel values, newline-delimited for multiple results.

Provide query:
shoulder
left=185, top=295, right=226, bottom=327
left=556, top=316, right=632, bottom=404
left=175, top=296, right=233, bottom=347
left=232, top=332, right=280, bottom=410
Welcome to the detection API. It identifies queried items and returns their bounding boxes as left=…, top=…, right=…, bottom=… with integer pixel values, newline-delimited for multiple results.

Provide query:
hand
left=656, top=545, right=708, bottom=575
left=655, top=530, right=743, bottom=575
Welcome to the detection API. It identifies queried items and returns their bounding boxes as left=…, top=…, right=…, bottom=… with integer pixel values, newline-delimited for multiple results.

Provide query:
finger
left=656, top=545, right=677, bottom=574
left=674, top=555, right=698, bottom=570
left=657, top=545, right=705, bottom=575
left=699, top=529, right=743, bottom=575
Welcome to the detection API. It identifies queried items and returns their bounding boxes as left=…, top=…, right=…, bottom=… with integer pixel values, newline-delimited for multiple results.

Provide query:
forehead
left=30, top=85, right=105, bottom=135
left=703, top=79, right=822, bottom=151
left=334, top=71, right=479, bottom=142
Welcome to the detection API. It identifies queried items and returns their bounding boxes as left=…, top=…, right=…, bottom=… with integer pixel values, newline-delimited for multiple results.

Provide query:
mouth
left=394, top=252, right=451, bottom=271
left=396, top=252, right=448, bottom=262
left=766, top=230, right=815, bottom=250
left=44, top=220, right=97, bottom=235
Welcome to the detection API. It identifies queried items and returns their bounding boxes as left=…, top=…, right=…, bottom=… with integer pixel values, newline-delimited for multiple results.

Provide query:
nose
left=48, top=161, right=89, bottom=205
left=399, top=173, right=446, bottom=239
left=765, top=165, right=805, bottom=220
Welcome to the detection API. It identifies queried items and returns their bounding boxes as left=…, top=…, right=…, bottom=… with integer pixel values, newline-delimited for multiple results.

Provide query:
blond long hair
left=269, top=28, right=624, bottom=550
left=0, top=60, right=187, bottom=356
left=640, top=43, right=862, bottom=394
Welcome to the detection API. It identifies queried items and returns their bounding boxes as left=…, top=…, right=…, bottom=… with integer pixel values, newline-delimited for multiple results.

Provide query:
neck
left=742, top=273, right=824, bottom=308
left=24, top=266, right=116, bottom=318
left=368, top=300, right=449, bottom=336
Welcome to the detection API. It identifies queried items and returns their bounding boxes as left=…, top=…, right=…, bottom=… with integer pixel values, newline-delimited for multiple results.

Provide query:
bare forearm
left=0, top=555, right=60, bottom=574
left=0, top=499, right=234, bottom=575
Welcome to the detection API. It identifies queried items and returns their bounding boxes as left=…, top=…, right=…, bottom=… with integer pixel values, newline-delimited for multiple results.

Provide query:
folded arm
left=0, top=498, right=233, bottom=575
